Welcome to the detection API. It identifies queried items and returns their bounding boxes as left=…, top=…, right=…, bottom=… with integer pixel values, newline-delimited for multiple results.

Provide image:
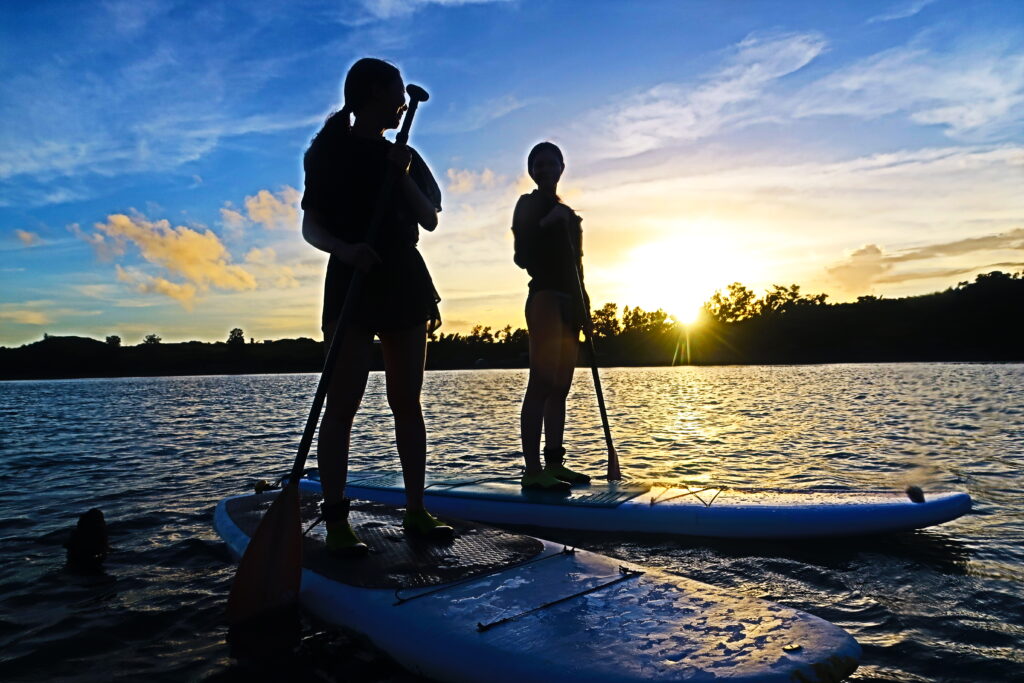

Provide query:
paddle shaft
left=287, top=97, right=423, bottom=486
left=226, top=91, right=427, bottom=628
left=564, top=224, right=621, bottom=480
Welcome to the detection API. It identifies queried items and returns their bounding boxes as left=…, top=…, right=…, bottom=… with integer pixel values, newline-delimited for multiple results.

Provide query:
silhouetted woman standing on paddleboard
left=513, top=142, right=594, bottom=491
left=301, top=58, right=451, bottom=554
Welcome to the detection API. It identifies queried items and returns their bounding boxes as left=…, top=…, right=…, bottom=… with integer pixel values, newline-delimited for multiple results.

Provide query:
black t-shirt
left=301, top=125, right=443, bottom=332
left=301, top=128, right=441, bottom=255
left=511, top=190, right=584, bottom=294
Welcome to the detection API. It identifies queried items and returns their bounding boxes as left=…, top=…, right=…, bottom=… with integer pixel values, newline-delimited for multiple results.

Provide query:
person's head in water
left=64, top=507, right=109, bottom=573
left=318, top=58, right=406, bottom=140
left=528, top=141, right=564, bottom=196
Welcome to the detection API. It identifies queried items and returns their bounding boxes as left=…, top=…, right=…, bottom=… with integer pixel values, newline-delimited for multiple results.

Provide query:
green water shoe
left=325, top=522, right=369, bottom=557
left=544, top=462, right=592, bottom=485
left=521, top=470, right=573, bottom=492
left=403, top=509, right=455, bottom=541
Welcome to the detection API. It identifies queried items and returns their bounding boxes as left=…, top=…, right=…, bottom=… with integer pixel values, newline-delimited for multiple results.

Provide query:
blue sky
left=2, top=0, right=1023, bottom=345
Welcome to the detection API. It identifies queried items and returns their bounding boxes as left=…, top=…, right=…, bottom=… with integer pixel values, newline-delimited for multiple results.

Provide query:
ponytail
left=308, top=58, right=400, bottom=151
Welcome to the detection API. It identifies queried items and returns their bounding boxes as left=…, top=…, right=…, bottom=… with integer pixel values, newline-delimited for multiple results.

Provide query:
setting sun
left=614, top=227, right=762, bottom=324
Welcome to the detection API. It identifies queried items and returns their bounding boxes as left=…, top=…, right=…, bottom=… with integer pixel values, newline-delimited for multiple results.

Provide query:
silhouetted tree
left=706, top=283, right=758, bottom=322
left=591, top=303, right=621, bottom=338
left=468, top=325, right=493, bottom=344
left=227, top=328, right=245, bottom=347
left=506, top=327, right=529, bottom=345
left=105, top=335, right=121, bottom=347
left=622, top=305, right=672, bottom=334
left=706, top=283, right=826, bottom=322
left=757, top=284, right=828, bottom=316
left=143, top=334, right=161, bottom=345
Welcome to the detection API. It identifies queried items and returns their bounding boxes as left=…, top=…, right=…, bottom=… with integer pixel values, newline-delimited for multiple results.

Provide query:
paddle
left=226, top=84, right=430, bottom=629
left=564, top=224, right=622, bottom=481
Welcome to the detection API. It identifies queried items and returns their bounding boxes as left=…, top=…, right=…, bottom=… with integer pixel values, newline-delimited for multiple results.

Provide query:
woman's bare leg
left=521, top=292, right=569, bottom=475
left=379, top=322, right=428, bottom=511
left=317, top=325, right=373, bottom=509
left=542, top=326, right=578, bottom=454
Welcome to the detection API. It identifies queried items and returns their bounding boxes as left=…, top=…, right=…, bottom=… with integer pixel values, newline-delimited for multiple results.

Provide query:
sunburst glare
left=616, top=227, right=761, bottom=325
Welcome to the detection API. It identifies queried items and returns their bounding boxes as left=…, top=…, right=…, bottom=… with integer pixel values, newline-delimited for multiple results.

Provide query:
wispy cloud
left=0, top=301, right=104, bottom=329
left=579, top=28, right=1024, bottom=162
left=354, top=0, right=512, bottom=22
left=102, top=0, right=170, bottom=36
left=0, top=7, right=323, bottom=201
left=793, top=40, right=1024, bottom=140
left=583, top=31, right=827, bottom=158
left=0, top=309, right=52, bottom=325
left=875, top=262, right=1024, bottom=284
left=828, top=228, right=1024, bottom=291
left=430, top=94, right=533, bottom=134
left=866, top=0, right=937, bottom=24
left=888, top=228, right=1024, bottom=262
left=72, top=284, right=117, bottom=299
left=574, top=145, right=1023, bottom=231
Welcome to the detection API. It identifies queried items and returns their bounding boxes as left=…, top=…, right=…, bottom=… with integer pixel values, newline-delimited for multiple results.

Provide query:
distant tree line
left=1, top=271, right=1020, bottom=380
left=690, top=270, right=1023, bottom=364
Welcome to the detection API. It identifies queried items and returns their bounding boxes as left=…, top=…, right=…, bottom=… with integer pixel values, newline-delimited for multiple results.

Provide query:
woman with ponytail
left=512, top=142, right=594, bottom=491
left=301, top=58, right=450, bottom=555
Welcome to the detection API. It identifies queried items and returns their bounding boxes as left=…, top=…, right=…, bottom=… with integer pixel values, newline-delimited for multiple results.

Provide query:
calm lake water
left=1, top=364, right=1021, bottom=682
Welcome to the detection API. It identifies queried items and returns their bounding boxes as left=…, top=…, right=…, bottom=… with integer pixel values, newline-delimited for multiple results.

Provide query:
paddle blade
left=605, top=454, right=622, bottom=481
left=226, top=483, right=302, bottom=626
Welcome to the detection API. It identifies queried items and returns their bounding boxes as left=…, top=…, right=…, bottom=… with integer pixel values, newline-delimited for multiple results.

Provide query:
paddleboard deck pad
left=336, top=471, right=972, bottom=539
left=215, top=483, right=861, bottom=682
left=224, top=494, right=543, bottom=589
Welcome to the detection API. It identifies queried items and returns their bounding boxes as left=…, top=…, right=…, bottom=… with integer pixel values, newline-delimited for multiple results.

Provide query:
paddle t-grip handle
left=396, top=84, right=429, bottom=146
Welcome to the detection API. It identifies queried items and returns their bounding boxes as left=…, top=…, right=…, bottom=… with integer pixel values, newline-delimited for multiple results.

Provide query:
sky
left=1, top=0, right=1023, bottom=346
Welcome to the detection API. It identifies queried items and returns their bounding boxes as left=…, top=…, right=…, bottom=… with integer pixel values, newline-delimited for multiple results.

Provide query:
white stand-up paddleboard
left=333, top=471, right=971, bottom=539
left=215, top=479, right=860, bottom=682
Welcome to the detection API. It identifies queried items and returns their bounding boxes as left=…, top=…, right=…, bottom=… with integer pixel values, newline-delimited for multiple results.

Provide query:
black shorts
left=526, top=288, right=588, bottom=333
left=323, top=246, right=441, bottom=337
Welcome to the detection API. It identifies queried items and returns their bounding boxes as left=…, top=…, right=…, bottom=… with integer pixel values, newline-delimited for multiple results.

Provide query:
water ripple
left=0, top=364, right=1021, bottom=682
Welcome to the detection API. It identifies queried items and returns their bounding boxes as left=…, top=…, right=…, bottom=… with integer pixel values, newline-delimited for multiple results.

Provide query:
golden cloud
left=244, top=186, right=301, bottom=230
left=72, top=284, right=116, bottom=299
left=15, top=229, right=41, bottom=246
left=826, top=244, right=891, bottom=292
left=95, top=213, right=256, bottom=292
left=67, top=222, right=112, bottom=257
left=220, top=206, right=246, bottom=230
left=245, top=247, right=300, bottom=289
left=514, top=173, right=534, bottom=195
left=446, top=168, right=500, bottom=195
left=828, top=228, right=1024, bottom=292
left=116, top=265, right=199, bottom=309
left=0, top=309, right=51, bottom=325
